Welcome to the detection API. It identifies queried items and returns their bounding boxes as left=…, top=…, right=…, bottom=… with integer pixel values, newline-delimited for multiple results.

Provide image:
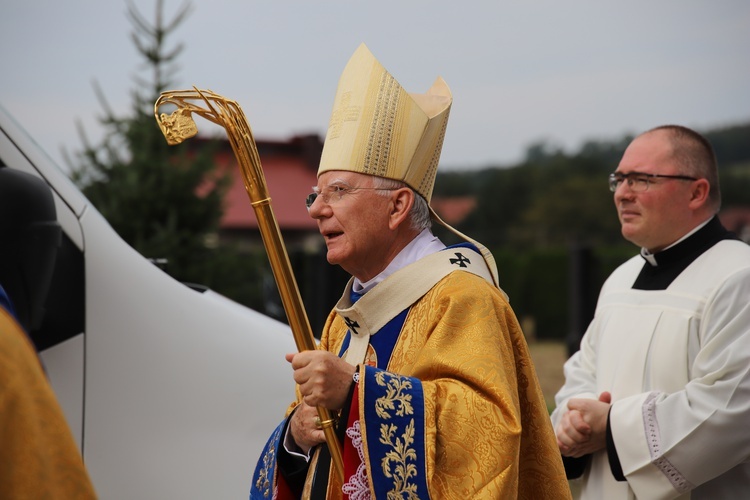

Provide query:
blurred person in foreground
left=0, top=289, right=97, bottom=499
left=0, top=167, right=97, bottom=498
left=551, top=125, right=750, bottom=499
left=249, top=44, right=570, bottom=499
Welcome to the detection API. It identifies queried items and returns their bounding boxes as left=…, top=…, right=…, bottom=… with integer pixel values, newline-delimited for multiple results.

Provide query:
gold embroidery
left=364, top=73, right=399, bottom=177
left=380, top=419, right=419, bottom=497
left=375, top=372, right=420, bottom=497
left=255, top=438, right=276, bottom=498
left=374, top=371, right=414, bottom=418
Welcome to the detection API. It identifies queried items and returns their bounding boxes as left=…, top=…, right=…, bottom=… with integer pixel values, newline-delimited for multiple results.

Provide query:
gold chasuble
left=251, top=247, right=570, bottom=499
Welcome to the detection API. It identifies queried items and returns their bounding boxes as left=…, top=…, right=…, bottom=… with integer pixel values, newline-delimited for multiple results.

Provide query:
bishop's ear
left=388, top=188, right=415, bottom=230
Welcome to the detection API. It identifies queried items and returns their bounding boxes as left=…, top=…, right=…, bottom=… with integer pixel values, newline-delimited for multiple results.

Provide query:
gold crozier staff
left=153, top=87, right=344, bottom=481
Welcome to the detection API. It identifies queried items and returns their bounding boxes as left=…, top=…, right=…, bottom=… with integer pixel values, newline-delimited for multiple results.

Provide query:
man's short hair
left=647, top=124, right=721, bottom=212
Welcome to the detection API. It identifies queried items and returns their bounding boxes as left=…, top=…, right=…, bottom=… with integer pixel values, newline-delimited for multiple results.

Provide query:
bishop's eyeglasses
left=608, top=172, right=698, bottom=193
left=305, top=182, right=399, bottom=210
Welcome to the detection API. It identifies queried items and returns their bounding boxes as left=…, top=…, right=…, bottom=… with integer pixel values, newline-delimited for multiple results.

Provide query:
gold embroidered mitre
left=319, top=43, right=500, bottom=288
left=318, top=43, right=450, bottom=203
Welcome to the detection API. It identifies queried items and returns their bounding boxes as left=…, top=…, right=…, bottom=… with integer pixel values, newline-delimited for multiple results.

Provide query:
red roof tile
left=430, top=196, right=477, bottom=225
left=210, top=137, right=321, bottom=231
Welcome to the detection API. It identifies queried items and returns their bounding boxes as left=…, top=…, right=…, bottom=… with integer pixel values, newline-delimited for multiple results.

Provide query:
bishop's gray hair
left=372, top=176, right=432, bottom=232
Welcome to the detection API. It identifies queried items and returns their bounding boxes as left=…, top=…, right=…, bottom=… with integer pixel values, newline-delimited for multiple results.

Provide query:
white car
left=0, top=103, right=298, bottom=499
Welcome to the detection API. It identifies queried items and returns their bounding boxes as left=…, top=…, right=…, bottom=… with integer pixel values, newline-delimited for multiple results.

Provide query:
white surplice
left=552, top=239, right=750, bottom=499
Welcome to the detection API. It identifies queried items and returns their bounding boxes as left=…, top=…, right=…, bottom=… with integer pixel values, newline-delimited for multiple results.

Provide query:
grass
left=527, top=340, right=569, bottom=412
left=527, top=340, right=584, bottom=496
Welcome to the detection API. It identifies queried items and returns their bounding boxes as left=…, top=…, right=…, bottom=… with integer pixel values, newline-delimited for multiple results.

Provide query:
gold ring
left=314, top=417, right=322, bottom=429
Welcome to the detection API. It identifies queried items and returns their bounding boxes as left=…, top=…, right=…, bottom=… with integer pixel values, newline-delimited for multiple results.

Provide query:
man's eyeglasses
left=608, top=172, right=698, bottom=193
left=305, top=182, right=398, bottom=210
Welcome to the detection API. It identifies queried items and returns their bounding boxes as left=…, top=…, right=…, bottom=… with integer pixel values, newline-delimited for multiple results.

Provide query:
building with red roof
left=207, top=134, right=322, bottom=250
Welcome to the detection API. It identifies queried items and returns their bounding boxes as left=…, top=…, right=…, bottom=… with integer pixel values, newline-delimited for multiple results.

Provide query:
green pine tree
left=67, top=0, right=266, bottom=308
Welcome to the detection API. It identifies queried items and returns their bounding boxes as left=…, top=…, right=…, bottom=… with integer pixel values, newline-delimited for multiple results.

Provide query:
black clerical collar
left=632, top=216, right=739, bottom=290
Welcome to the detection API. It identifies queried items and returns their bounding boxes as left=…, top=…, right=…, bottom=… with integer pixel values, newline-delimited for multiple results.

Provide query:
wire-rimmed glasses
left=305, top=182, right=399, bottom=210
left=608, top=172, right=698, bottom=193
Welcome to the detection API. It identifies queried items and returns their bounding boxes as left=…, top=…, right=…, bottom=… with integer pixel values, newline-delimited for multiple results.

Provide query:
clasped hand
left=555, top=391, right=612, bottom=458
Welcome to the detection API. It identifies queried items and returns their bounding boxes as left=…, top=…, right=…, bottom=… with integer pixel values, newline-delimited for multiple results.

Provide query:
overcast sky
left=2, top=1, right=749, bottom=171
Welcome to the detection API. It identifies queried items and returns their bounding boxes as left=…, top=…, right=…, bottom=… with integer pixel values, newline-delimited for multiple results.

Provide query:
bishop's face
left=307, top=170, right=398, bottom=282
